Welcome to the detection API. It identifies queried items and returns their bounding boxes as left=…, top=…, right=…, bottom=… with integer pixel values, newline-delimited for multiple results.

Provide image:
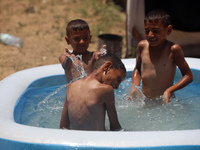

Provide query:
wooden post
left=98, top=34, right=123, bottom=58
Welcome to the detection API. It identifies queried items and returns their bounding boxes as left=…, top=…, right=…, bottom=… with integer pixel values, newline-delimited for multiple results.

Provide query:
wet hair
left=93, top=54, right=126, bottom=73
left=66, top=19, right=90, bottom=36
left=144, top=9, right=171, bottom=28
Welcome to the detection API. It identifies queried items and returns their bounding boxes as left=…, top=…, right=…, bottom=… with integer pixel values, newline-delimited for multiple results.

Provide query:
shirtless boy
left=60, top=54, right=126, bottom=131
left=132, top=10, right=193, bottom=104
left=59, top=19, right=106, bottom=83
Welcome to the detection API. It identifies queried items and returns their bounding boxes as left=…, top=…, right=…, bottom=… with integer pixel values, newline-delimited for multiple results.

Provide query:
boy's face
left=144, top=19, right=172, bottom=47
left=104, top=68, right=126, bottom=89
left=65, top=29, right=92, bottom=54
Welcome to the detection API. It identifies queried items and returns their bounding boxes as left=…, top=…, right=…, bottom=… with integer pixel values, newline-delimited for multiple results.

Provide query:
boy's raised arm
left=59, top=47, right=72, bottom=70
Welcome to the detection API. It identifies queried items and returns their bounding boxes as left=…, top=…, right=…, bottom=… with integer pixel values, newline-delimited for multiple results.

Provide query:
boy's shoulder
left=138, top=40, right=148, bottom=48
left=169, top=42, right=180, bottom=49
left=79, top=77, right=114, bottom=97
left=136, top=40, right=148, bottom=53
left=85, top=76, right=114, bottom=93
left=166, top=41, right=182, bottom=52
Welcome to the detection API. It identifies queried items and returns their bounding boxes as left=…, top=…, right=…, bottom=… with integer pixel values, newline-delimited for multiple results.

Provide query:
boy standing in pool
left=59, top=19, right=106, bottom=83
left=60, top=54, right=126, bottom=131
left=131, top=10, right=193, bottom=104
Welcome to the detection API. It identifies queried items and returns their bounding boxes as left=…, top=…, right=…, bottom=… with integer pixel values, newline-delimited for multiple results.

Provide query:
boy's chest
left=141, top=48, right=175, bottom=74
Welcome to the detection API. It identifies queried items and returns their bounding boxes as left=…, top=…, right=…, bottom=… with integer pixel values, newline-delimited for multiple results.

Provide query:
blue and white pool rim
left=0, top=58, right=200, bottom=149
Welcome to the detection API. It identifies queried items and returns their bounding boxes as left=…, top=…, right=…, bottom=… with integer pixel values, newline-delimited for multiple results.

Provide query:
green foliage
left=77, top=0, right=123, bottom=39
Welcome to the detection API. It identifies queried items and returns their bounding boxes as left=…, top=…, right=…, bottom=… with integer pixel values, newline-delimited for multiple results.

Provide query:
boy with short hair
left=132, top=10, right=193, bottom=104
left=59, top=19, right=106, bottom=83
left=60, top=54, right=126, bottom=131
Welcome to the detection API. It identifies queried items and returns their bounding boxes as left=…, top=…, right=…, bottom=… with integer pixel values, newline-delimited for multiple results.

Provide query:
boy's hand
left=93, top=45, right=107, bottom=60
left=126, top=85, right=143, bottom=101
left=99, top=45, right=107, bottom=55
left=162, top=90, right=171, bottom=104
left=60, top=47, right=75, bottom=70
left=63, top=47, right=76, bottom=61
left=126, top=86, right=137, bottom=101
left=63, top=47, right=72, bottom=58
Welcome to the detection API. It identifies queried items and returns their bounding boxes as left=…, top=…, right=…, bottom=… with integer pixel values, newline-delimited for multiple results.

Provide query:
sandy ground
left=0, top=0, right=126, bottom=80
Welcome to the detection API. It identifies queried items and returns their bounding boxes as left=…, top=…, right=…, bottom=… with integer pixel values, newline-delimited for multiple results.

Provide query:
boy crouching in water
left=60, top=54, right=126, bottom=131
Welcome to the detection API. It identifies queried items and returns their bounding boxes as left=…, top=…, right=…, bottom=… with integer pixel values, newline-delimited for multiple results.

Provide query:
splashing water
left=37, top=54, right=145, bottom=114
left=37, top=84, right=68, bottom=112
left=37, top=54, right=88, bottom=111
left=99, top=48, right=107, bottom=56
left=69, top=54, right=88, bottom=83
left=38, top=50, right=108, bottom=108
left=39, top=53, right=144, bottom=109
left=121, top=80, right=145, bottom=107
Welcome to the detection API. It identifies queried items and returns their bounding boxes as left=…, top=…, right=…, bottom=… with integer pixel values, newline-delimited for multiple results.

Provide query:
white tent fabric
left=126, top=0, right=145, bottom=57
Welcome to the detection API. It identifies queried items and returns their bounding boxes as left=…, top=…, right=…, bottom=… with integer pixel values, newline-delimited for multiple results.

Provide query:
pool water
left=14, top=69, right=200, bottom=131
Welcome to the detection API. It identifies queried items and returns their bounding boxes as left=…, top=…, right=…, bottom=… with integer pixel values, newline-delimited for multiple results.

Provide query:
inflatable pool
left=0, top=58, right=200, bottom=150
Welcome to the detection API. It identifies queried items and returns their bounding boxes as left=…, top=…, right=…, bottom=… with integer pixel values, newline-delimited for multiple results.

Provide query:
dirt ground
left=0, top=0, right=126, bottom=80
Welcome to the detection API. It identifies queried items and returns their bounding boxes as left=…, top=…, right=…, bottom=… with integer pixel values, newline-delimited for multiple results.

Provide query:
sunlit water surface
left=14, top=69, right=200, bottom=131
